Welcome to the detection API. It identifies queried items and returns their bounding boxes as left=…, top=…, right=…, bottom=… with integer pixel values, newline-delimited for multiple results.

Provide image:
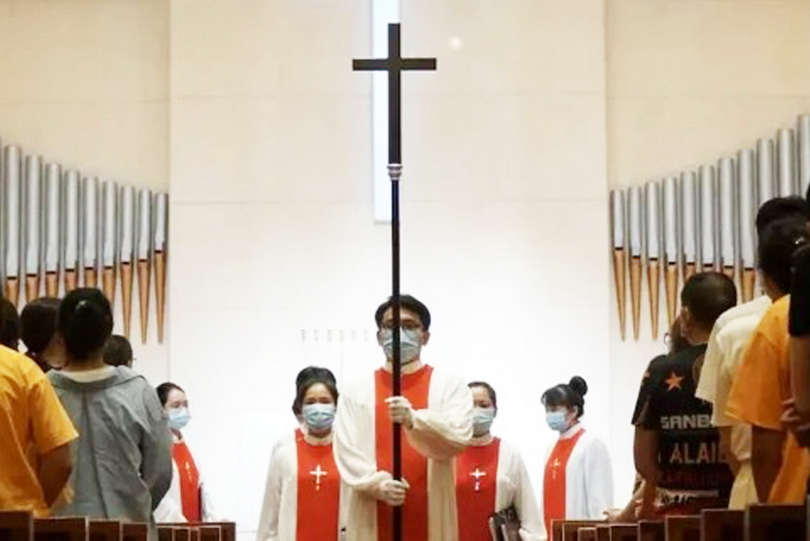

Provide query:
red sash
left=375, top=365, right=433, bottom=541
left=172, top=441, right=201, bottom=522
left=295, top=429, right=341, bottom=540
left=543, top=429, right=585, bottom=535
left=455, top=438, right=501, bottom=541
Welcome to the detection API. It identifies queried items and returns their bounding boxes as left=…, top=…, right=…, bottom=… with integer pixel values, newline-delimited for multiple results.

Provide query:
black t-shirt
left=790, top=244, right=810, bottom=336
left=631, top=345, right=733, bottom=497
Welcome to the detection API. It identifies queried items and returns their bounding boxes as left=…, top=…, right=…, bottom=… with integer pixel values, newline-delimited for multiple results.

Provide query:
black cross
left=353, top=23, right=436, bottom=164
left=353, top=23, right=436, bottom=541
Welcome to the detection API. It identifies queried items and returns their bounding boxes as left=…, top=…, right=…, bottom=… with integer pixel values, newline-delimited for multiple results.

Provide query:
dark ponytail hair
left=58, top=288, right=113, bottom=362
left=541, top=376, right=589, bottom=419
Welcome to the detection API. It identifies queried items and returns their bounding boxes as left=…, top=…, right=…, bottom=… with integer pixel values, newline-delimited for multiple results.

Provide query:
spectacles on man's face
left=381, top=319, right=423, bottom=332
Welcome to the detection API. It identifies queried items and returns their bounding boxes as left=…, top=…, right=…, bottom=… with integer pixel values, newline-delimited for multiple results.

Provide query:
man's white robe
left=333, top=366, right=473, bottom=541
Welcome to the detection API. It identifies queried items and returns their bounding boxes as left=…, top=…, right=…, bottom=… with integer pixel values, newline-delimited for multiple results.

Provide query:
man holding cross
left=333, top=295, right=473, bottom=541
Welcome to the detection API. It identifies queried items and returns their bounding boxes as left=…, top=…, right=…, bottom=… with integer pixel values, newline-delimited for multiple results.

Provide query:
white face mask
left=380, top=328, right=423, bottom=364
left=472, top=407, right=496, bottom=437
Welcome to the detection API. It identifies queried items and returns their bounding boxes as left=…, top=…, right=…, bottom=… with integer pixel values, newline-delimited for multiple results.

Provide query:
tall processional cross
left=353, top=22, right=436, bottom=541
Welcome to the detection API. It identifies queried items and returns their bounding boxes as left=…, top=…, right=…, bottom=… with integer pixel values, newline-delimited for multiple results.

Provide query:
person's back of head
left=103, top=335, right=133, bottom=368
left=58, top=288, right=114, bottom=364
left=756, top=196, right=810, bottom=237
left=20, top=297, right=60, bottom=354
left=0, top=299, right=20, bottom=351
left=758, top=217, right=810, bottom=299
left=680, top=273, right=737, bottom=343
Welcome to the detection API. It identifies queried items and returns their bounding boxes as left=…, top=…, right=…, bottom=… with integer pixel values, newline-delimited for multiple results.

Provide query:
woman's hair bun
left=569, top=376, right=588, bottom=397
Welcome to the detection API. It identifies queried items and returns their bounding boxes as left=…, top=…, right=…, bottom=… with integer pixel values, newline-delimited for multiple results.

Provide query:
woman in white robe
left=540, top=376, right=613, bottom=535
left=257, top=367, right=346, bottom=541
left=153, top=383, right=218, bottom=523
left=455, top=381, right=543, bottom=541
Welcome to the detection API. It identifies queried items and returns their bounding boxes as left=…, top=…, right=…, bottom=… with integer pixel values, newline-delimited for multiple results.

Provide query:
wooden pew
left=0, top=511, right=33, bottom=541
left=121, top=524, right=147, bottom=541
left=578, top=527, right=597, bottom=541
left=664, top=515, right=700, bottom=541
left=161, top=524, right=232, bottom=541
left=637, top=520, right=664, bottom=541
left=745, top=504, right=805, bottom=541
left=595, top=525, right=611, bottom=541
left=559, top=520, right=605, bottom=541
left=700, top=509, right=743, bottom=541
left=610, top=524, right=638, bottom=541
left=88, top=521, right=121, bottom=541
left=196, top=527, right=220, bottom=541
left=33, top=518, right=88, bottom=541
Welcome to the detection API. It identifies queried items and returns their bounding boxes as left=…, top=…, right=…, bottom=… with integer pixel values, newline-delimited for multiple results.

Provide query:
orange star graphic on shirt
left=665, top=372, right=684, bottom=391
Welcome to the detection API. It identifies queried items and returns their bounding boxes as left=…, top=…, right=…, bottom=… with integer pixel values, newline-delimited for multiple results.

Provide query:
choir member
left=47, top=288, right=172, bottom=540
left=541, top=376, right=613, bottom=533
left=455, top=381, right=543, bottom=541
left=20, top=297, right=62, bottom=372
left=0, top=293, right=76, bottom=515
left=334, top=294, right=473, bottom=541
left=0, top=298, right=20, bottom=350
left=727, top=219, right=810, bottom=503
left=257, top=366, right=344, bottom=541
left=634, top=273, right=736, bottom=516
left=154, top=382, right=218, bottom=523
left=104, top=334, right=134, bottom=368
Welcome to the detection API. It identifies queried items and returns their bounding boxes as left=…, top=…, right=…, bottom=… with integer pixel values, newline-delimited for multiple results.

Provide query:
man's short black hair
left=103, top=335, right=134, bottom=367
left=0, top=299, right=20, bottom=350
left=756, top=196, right=810, bottom=237
left=680, top=272, right=737, bottom=332
left=758, top=217, right=810, bottom=294
left=374, top=294, right=431, bottom=330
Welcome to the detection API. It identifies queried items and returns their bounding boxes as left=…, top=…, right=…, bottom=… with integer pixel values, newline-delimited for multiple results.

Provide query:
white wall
left=169, top=0, right=609, bottom=532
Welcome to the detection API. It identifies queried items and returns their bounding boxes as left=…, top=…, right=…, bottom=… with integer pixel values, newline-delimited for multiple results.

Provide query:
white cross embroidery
left=310, top=465, right=328, bottom=491
left=470, top=468, right=487, bottom=492
left=551, top=458, right=562, bottom=481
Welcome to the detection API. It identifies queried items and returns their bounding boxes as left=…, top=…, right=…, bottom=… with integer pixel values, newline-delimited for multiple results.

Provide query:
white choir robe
left=256, top=432, right=348, bottom=541
left=540, top=425, right=613, bottom=526
left=333, top=366, right=474, bottom=541
left=459, top=437, right=545, bottom=541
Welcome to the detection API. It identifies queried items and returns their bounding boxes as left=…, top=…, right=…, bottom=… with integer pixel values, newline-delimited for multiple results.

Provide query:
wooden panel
left=161, top=524, right=234, bottom=541
left=197, top=527, right=220, bottom=541
left=33, top=518, right=88, bottom=541
left=121, top=524, right=147, bottom=541
left=700, top=509, right=743, bottom=541
left=157, top=528, right=173, bottom=541
left=665, top=516, right=700, bottom=541
left=596, top=525, right=611, bottom=541
left=562, top=521, right=605, bottom=541
left=172, top=529, right=190, bottom=541
left=638, top=520, right=664, bottom=541
left=578, top=527, right=597, bottom=541
left=745, top=504, right=805, bottom=541
left=88, top=522, right=121, bottom=541
left=610, top=524, right=638, bottom=541
left=0, top=511, right=33, bottom=541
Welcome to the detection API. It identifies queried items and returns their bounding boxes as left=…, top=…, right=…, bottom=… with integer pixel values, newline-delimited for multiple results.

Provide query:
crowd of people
left=0, top=190, right=809, bottom=541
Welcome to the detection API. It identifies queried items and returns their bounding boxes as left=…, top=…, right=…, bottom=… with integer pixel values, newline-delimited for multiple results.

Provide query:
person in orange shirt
left=0, top=294, right=77, bottom=516
left=726, top=217, right=810, bottom=503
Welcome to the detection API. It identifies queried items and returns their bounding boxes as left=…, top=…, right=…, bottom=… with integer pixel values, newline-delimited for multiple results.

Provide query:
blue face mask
left=168, top=407, right=191, bottom=431
left=472, top=407, right=496, bottom=436
left=303, top=403, right=336, bottom=432
left=381, top=328, right=423, bottom=364
left=546, top=410, right=569, bottom=433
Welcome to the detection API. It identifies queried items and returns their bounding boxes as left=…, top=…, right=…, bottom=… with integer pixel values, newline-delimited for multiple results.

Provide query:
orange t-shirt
left=0, top=346, right=78, bottom=516
left=726, top=295, right=810, bottom=503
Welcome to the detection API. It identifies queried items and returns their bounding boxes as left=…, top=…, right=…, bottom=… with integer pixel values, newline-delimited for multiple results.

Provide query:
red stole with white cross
left=543, top=428, right=585, bottom=535
left=455, top=438, right=501, bottom=541
left=375, top=365, right=433, bottom=541
left=295, top=429, right=340, bottom=540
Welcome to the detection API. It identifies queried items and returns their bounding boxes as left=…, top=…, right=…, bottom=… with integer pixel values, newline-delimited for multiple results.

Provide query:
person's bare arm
left=790, top=337, right=810, bottom=416
left=718, top=426, right=740, bottom=475
left=37, top=443, right=73, bottom=507
left=751, top=425, right=785, bottom=502
left=634, top=427, right=660, bottom=485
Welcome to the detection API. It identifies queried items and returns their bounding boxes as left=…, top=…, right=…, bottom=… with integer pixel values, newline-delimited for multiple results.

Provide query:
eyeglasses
left=381, top=321, right=423, bottom=332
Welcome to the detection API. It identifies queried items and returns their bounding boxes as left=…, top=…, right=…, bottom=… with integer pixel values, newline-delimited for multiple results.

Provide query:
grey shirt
left=48, top=366, right=172, bottom=537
